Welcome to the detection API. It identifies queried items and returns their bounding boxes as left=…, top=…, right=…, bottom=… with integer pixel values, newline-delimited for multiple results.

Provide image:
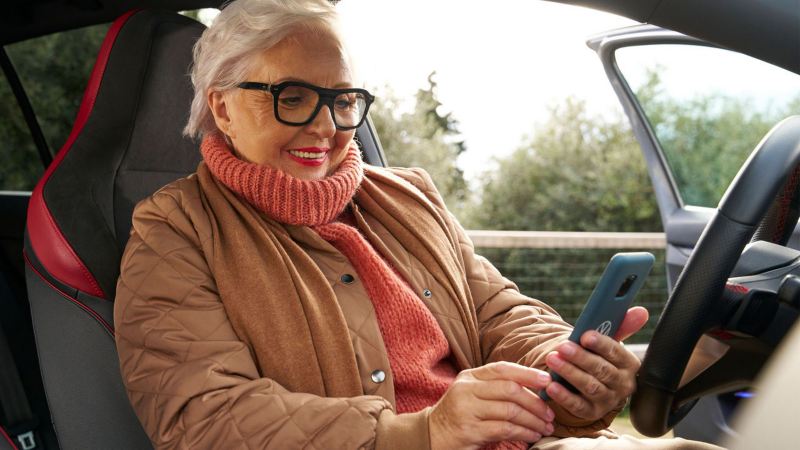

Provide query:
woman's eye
left=334, top=98, right=356, bottom=110
left=279, top=96, right=304, bottom=107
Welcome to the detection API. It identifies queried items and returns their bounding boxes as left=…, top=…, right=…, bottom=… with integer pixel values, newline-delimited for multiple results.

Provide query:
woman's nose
left=305, top=104, right=337, bottom=138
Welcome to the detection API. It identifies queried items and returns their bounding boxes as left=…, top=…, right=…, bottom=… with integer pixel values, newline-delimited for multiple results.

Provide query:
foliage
left=369, top=72, right=470, bottom=215
left=637, top=68, right=800, bottom=207
left=464, top=72, right=799, bottom=341
left=467, top=70, right=799, bottom=231
left=0, top=24, right=108, bottom=190
left=179, top=10, right=201, bottom=21
left=0, top=84, right=40, bottom=190
left=466, top=97, right=661, bottom=231
left=479, top=246, right=667, bottom=344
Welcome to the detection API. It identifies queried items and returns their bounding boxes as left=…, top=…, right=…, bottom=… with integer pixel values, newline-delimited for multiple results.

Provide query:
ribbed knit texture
left=202, top=134, right=526, bottom=450
left=315, top=222, right=459, bottom=413
left=201, top=133, right=363, bottom=226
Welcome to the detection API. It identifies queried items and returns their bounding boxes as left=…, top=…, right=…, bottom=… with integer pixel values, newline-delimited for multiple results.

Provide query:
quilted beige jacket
left=115, top=166, right=589, bottom=450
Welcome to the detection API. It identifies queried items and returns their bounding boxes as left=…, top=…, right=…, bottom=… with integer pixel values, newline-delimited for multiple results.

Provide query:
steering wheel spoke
left=675, top=336, right=768, bottom=406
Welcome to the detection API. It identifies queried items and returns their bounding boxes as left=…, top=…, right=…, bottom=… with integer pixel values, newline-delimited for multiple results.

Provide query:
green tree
left=464, top=95, right=663, bottom=342
left=369, top=72, right=469, bottom=215
left=180, top=10, right=201, bottom=21
left=468, top=97, right=661, bottom=232
left=636, top=68, right=797, bottom=207
left=464, top=73, right=799, bottom=342
left=0, top=24, right=108, bottom=190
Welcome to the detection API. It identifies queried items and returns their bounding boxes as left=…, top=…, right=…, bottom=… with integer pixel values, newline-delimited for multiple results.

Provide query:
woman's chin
left=286, top=165, right=329, bottom=181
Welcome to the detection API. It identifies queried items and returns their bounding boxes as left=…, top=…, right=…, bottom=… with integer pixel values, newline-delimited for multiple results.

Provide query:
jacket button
left=422, top=289, right=432, bottom=298
left=371, top=369, right=386, bottom=384
left=341, top=274, right=355, bottom=284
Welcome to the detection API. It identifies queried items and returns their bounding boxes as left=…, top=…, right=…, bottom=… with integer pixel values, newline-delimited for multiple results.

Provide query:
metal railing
left=466, top=230, right=667, bottom=344
left=467, top=230, right=666, bottom=249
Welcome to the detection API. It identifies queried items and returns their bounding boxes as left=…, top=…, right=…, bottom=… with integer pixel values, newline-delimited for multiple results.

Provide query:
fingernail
left=546, top=423, right=554, bottom=435
left=531, top=432, right=542, bottom=442
left=547, top=353, right=563, bottom=369
left=560, top=342, right=577, bottom=357
left=585, top=333, right=598, bottom=346
left=538, top=372, right=551, bottom=385
left=546, top=408, right=555, bottom=421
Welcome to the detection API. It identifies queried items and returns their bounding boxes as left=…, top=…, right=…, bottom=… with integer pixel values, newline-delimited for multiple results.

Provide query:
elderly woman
left=114, top=1, right=719, bottom=449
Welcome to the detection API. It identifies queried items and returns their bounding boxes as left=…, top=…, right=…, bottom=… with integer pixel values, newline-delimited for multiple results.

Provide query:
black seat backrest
left=24, top=10, right=205, bottom=449
left=27, top=10, right=205, bottom=300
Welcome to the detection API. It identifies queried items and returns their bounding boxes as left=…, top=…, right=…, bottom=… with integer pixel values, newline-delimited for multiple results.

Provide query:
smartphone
left=539, top=252, right=655, bottom=401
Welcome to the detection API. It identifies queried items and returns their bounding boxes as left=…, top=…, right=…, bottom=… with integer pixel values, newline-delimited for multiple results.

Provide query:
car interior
left=22, top=10, right=206, bottom=449
left=0, top=1, right=798, bottom=449
left=1, top=3, right=388, bottom=449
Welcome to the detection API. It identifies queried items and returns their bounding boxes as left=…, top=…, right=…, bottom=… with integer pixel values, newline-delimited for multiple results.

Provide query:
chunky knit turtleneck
left=200, top=133, right=363, bottom=226
left=202, top=134, right=525, bottom=450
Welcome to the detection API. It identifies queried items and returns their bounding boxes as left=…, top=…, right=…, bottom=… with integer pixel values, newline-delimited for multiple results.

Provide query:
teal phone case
left=540, top=252, right=655, bottom=401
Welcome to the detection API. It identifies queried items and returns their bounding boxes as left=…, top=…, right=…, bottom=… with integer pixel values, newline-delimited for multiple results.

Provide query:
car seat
left=22, top=7, right=387, bottom=449
left=23, top=10, right=205, bottom=449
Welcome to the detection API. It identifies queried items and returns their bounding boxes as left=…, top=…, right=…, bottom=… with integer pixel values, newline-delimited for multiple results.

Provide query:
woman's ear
left=207, top=90, right=236, bottom=139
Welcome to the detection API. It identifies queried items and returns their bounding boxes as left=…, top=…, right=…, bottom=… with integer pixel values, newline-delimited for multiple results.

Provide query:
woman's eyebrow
left=270, top=76, right=354, bottom=89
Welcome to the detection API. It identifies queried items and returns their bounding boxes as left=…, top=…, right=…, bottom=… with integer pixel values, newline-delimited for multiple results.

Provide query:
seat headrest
left=27, top=10, right=205, bottom=299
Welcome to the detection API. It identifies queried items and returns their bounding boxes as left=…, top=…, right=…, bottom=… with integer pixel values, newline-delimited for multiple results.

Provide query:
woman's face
left=208, top=29, right=356, bottom=180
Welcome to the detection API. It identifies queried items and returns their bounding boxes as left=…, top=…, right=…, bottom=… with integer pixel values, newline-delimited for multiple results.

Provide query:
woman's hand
left=429, top=362, right=555, bottom=450
left=543, top=306, right=649, bottom=421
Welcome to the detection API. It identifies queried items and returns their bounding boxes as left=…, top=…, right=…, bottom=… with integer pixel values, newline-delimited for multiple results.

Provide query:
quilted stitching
left=114, top=168, right=589, bottom=448
left=115, top=179, right=393, bottom=449
left=391, top=168, right=572, bottom=365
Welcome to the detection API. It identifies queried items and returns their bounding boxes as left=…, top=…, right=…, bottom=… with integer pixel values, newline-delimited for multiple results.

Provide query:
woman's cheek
left=337, top=132, right=356, bottom=151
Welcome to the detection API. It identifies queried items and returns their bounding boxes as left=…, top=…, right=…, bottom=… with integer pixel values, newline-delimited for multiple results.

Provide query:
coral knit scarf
left=201, top=134, right=524, bottom=450
left=201, top=133, right=457, bottom=413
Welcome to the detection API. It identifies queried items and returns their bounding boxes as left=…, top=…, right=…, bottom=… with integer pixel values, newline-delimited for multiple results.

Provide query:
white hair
left=183, top=0, right=344, bottom=139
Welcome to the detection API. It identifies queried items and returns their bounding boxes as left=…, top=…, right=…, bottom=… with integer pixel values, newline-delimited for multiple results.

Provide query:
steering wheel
left=630, top=116, right=800, bottom=437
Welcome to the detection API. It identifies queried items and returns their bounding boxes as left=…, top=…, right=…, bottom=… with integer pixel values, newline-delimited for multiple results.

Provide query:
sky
left=335, top=0, right=638, bottom=180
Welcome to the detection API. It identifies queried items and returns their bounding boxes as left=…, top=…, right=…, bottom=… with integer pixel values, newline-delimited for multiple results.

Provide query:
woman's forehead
left=247, top=30, right=354, bottom=87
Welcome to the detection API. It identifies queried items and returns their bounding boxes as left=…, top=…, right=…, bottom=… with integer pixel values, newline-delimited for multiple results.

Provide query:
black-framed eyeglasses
left=237, top=80, right=375, bottom=131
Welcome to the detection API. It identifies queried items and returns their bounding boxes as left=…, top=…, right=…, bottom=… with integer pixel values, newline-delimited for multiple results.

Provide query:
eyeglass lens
left=277, top=85, right=367, bottom=128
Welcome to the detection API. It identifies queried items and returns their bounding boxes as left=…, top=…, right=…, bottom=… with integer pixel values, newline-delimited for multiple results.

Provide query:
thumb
left=614, top=306, right=649, bottom=341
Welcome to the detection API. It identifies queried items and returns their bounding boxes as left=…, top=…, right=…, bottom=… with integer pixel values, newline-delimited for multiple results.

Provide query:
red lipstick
left=285, top=147, right=329, bottom=167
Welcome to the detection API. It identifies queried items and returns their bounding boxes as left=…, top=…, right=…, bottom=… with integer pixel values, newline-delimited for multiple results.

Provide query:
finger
left=475, top=400, right=554, bottom=436
left=546, top=352, right=612, bottom=402
left=614, top=306, right=649, bottom=341
left=472, top=380, right=555, bottom=423
left=555, top=341, right=621, bottom=388
left=471, top=361, right=552, bottom=390
left=544, top=380, right=596, bottom=420
left=579, top=331, right=641, bottom=370
left=479, top=420, right=543, bottom=444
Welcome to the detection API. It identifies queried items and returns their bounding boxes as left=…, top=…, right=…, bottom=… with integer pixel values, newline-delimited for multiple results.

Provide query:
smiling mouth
left=288, top=149, right=327, bottom=160
left=286, top=147, right=329, bottom=166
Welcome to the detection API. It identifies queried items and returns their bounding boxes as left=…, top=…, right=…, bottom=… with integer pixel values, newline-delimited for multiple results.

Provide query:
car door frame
left=587, top=26, right=718, bottom=290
